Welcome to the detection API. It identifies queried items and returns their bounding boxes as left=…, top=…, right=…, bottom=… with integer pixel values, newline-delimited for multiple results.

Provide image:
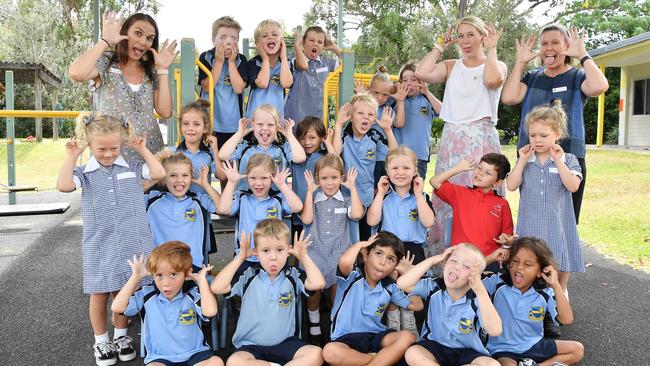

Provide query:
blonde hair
left=349, top=93, right=379, bottom=114
left=161, top=152, right=192, bottom=171
left=254, top=218, right=290, bottom=246
left=314, top=153, right=344, bottom=180
left=74, top=112, right=133, bottom=148
left=246, top=153, right=276, bottom=175
left=368, top=65, right=392, bottom=90
left=147, top=241, right=192, bottom=274
left=453, top=243, right=487, bottom=273
left=252, top=104, right=282, bottom=143
left=254, top=19, right=282, bottom=43
left=211, top=16, right=242, bottom=40
left=386, top=146, right=417, bottom=168
left=524, top=101, right=568, bottom=140
left=456, top=15, right=488, bottom=37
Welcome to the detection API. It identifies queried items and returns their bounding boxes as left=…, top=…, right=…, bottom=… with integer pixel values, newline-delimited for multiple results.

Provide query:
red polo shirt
left=435, top=182, right=513, bottom=255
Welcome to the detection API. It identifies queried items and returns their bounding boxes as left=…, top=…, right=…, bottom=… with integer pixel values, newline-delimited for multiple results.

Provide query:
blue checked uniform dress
left=74, top=156, right=154, bottom=293
left=516, top=153, right=584, bottom=272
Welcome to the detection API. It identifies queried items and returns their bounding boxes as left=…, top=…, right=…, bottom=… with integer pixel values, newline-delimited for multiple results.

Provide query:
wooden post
left=35, top=74, right=43, bottom=142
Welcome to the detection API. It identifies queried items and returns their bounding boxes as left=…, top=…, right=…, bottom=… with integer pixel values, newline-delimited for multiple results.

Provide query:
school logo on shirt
left=375, top=303, right=387, bottom=316
left=185, top=208, right=196, bottom=222
left=528, top=306, right=545, bottom=321
left=271, top=75, right=281, bottom=86
left=419, top=106, right=430, bottom=115
left=179, top=308, right=197, bottom=325
left=458, top=318, right=474, bottom=334
left=266, top=206, right=279, bottom=218
left=489, top=204, right=502, bottom=218
left=224, top=75, right=232, bottom=86
left=365, top=147, right=376, bottom=160
left=408, top=209, right=419, bottom=221
left=278, top=292, right=293, bottom=306
left=274, top=157, right=282, bottom=168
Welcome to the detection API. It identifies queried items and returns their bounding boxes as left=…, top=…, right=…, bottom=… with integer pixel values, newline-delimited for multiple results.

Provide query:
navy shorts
left=492, top=338, right=558, bottom=363
left=148, top=349, right=215, bottom=366
left=403, top=242, right=426, bottom=265
left=212, top=131, right=235, bottom=149
left=418, top=339, right=487, bottom=366
left=235, top=336, right=307, bottom=364
left=334, top=330, right=394, bottom=354
left=417, top=159, right=428, bottom=180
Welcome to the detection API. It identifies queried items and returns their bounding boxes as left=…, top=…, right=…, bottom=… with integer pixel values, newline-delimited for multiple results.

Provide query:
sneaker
left=550, top=363, right=568, bottom=366
left=113, top=336, right=137, bottom=361
left=400, top=309, right=418, bottom=336
left=93, top=341, right=117, bottom=366
left=517, top=359, right=539, bottom=366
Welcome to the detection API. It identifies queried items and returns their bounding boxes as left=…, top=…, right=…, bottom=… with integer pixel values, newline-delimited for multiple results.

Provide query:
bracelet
left=156, top=69, right=169, bottom=75
left=432, top=43, right=445, bottom=54
left=100, top=37, right=111, bottom=48
left=579, top=55, right=592, bottom=66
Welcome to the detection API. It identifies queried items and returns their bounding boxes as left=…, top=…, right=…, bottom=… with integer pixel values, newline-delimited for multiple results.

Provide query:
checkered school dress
left=516, top=153, right=585, bottom=273
left=73, top=156, right=154, bottom=293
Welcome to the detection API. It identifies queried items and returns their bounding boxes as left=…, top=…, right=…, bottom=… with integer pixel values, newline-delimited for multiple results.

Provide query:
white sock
left=113, top=327, right=127, bottom=340
left=308, top=308, right=321, bottom=335
left=94, top=332, right=109, bottom=345
left=269, top=363, right=282, bottom=366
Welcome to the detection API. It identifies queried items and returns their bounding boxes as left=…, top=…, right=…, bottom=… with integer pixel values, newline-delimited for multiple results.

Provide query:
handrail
left=174, top=68, right=182, bottom=145
left=0, top=110, right=163, bottom=119
left=195, top=56, right=215, bottom=131
left=323, top=65, right=343, bottom=124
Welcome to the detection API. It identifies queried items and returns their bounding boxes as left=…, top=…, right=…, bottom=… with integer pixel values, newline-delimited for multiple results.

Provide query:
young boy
left=333, top=94, right=398, bottom=240
left=211, top=219, right=324, bottom=366
left=111, top=241, right=223, bottom=366
left=322, top=231, right=422, bottom=366
left=397, top=244, right=502, bottom=366
left=429, top=153, right=514, bottom=270
left=198, top=16, right=248, bottom=148
left=285, top=26, right=341, bottom=123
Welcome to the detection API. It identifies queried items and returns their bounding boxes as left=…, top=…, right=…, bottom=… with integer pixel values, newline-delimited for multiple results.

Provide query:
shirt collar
left=83, top=155, right=128, bottom=173
left=527, top=153, right=566, bottom=164
left=314, top=189, right=344, bottom=204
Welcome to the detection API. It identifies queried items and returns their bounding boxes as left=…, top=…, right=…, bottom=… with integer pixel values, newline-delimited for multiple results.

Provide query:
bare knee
left=295, top=345, right=323, bottom=366
left=322, top=342, right=344, bottom=364
left=226, top=352, right=251, bottom=366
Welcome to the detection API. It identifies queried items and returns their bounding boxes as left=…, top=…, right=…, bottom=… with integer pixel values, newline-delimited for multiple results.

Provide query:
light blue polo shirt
left=175, top=143, right=218, bottom=195
left=483, top=273, right=559, bottom=355
left=341, top=126, right=388, bottom=206
left=330, top=266, right=411, bottom=340
left=229, top=266, right=308, bottom=348
left=145, top=191, right=216, bottom=268
left=394, top=94, right=434, bottom=161
left=380, top=189, right=428, bottom=245
left=246, top=55, right=287, bottom=119
left=231, top=139, right=293, bottom=191
left=412, top=277, right=489, bottom=355
left=231, top=191, right=292, bottom=262
left=124, top=285, right=209, bottom=364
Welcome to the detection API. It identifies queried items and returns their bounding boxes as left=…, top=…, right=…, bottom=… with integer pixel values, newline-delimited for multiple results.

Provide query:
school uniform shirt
left=246, top=55, right=289, bottom=119
left=229, top=266, right=308, bottom=348
left=124, top=285, right=209, bottom=364
left=198, top=50, right=248, bottom=133
left=434, top=181, right=513, bottom=256
left=412, top=277, right=489, bottom=355
left=231, top=138, right=293, bottom=191
left=284, top=54, right=338, bottom=122
left=330, top=266, right=411, bottom=340
left=380, top=189, right=429, bottom=245
left=393, top=94, right=435, bottom=161
left=341, top=128, right=388, bottom=206
left=517, top=153, right=584, bottom=273
left=145, top=190, right=216, bottom=268
left=372, top=103, right=394, bottom=163
left=175, top=142, right=218, bottom=195
left=231, top=190, right=292, bottom=262
left=73, top=155, right=154, bottom=293
left=483, top=273, right=559, bottom=355
left=291, top=149, right=327, bottom=203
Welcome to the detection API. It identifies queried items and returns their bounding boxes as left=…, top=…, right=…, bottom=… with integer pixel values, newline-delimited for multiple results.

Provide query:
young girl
left=299, top=154, right=364, bottom=345
left=483, top=237, right=584, bottom=366
left=217, top=153, right=303, bottom=273
left=175, top=100, right=226, bottom=193
left=507, top=103, right=584, bottom=294
left=145, top=153, right=221, bottom=272
left=56, top=113, right=165, bottom=365
left=218, top=104, right=306, bottom=191
left=68, top=12, right=177, bottom=161
left=246, top=19, right=293, bottom=118
left=366, top=146, right=435, bottom=335
left=392, top=62, right=442, bottom=179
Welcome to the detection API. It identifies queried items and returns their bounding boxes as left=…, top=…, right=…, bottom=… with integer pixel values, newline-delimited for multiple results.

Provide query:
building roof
left=589, top=31, right=650, bottom=67
left=0, top=62, right=62, bottom=89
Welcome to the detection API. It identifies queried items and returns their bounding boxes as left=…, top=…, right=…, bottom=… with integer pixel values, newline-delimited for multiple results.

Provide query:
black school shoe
left=307, top=322, right=325, bottom=347
left=543, top=313, right=561, bottom=339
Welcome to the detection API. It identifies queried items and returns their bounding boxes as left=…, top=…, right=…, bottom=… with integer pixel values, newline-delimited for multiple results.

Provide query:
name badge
left=552, top=86, right=567, bottom=93
left=549, top=167, right=559, bottom=174
left=316, top=67, right=329, bottom=73
left=116, top=172, right=136, bottom=180
left=334, top=207, right=348, bottom=214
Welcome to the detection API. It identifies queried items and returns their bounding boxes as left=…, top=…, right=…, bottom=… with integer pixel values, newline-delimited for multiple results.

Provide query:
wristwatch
left=580, top=54, right=592, bottom=66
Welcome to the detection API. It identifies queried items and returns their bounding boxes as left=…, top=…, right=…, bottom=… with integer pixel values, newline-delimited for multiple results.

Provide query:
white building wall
left=623, top=64, right=650, bottom=146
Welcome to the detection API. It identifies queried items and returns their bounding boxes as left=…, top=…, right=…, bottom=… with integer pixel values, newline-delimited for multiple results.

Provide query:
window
left=633, top=78, right=650, bottom=115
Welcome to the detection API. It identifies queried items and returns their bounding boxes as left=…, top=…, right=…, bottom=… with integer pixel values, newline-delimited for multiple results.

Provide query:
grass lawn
left=2, top=140, right=649, bottom=272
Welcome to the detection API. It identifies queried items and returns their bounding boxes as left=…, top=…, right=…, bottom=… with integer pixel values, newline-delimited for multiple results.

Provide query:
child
left=483, top=237, right=584, bottom=366
left=299, top=153, right=364, bottom=344
left=68, top=12, right=176, bottom=160
left=145, top=153, right=221, bottom=272
left=397, top=244, right=502, bottom=366
left=367, top=146, right=436, bottom=333
left=198, top=16, right=248, bottom=147
left=218, top=153, right=303, bottom=273
left=323, top=231, right=422, bottom=366
left=429, top=153, right=514, bottom=271
left=332, top=94, right=398, bottom=240
left=506, top=103, right=584, bottom=294
left=211, top=219, right=325, bottom=366
left=111, top=241, right=224, bottom=366
left=392, top=62, right=442, bottom=179
left=175, top=100, right=226, bottom=194
left=56, top=113, right=165, bottom=365
left=285, top=25, right=340, bottom=123
left=246, top=19, right=293, bottom=119
left=218, top=104, right=306, bottom=191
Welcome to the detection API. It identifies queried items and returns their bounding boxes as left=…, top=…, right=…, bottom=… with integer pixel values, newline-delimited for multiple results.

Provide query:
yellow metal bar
left=323, top=65, right=343, bottom=125
left=596, top=64, right=606, bottom=147
left=174, top=68, right=182, bottom=145
left=195, top=56, right=215, bottom=132
left=0, top=110, right=163, bottom=119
